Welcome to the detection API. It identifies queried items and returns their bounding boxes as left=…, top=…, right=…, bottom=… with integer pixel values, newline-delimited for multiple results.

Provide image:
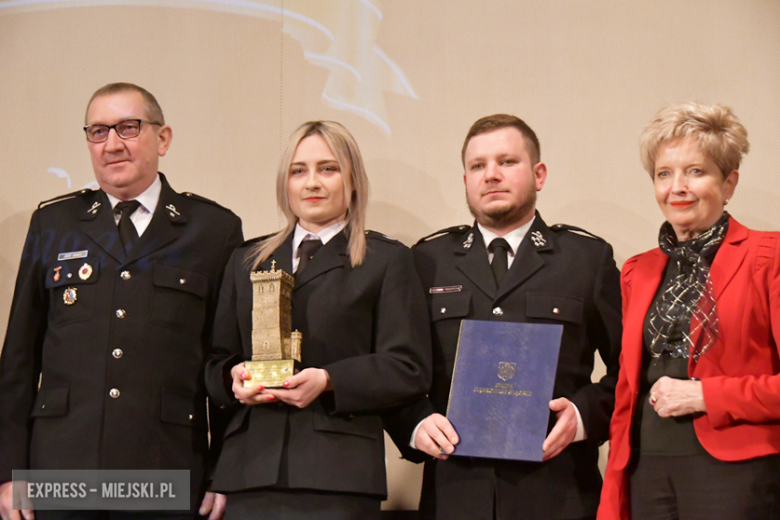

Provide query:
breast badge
left=463, top=232, right=474, bottom=249
left=530, top=231, right=546, bottom=247
left=78, top=263, right=93, bottom=281
left=63, top=287, right=78, bottom=305
left=53, top=266, right=62, bottom=282
left=165, top=204, right=183, bottom=222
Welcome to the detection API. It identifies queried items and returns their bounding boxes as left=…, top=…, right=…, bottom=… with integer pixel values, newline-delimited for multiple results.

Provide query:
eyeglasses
left=83, top=119, right=162, bottom=143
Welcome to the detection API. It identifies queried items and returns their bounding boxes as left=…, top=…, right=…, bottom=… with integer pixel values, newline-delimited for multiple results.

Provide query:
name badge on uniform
left=58, top=250, right=88, bottom=261
left=429, top=285, right=462, bottom=294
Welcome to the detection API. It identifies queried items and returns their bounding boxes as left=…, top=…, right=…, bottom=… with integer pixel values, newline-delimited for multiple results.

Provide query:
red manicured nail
left=282, top=381, right=290, bottom=388
left=256, top=385, right=265, bottom=392
left=240, top=371, right=247, bottom=379
left=267, top=395, right=276, bottom=401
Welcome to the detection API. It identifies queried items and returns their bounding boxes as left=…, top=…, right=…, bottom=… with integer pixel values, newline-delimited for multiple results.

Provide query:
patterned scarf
left=646, top=212, right=729, bottom=361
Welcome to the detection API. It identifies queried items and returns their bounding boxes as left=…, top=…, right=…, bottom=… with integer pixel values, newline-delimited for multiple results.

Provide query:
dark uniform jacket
left=385, top=213, right=621, bottom=520
left=204, top=229, right=431, bottom=498
left=0, top=174, right=243, bottom=509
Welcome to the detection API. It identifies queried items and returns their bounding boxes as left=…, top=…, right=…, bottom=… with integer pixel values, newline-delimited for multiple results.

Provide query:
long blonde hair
left=248, top=121, right=369, bottom=269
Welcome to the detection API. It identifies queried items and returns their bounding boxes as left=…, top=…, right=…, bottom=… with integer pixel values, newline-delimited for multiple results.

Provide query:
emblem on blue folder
left=497, top=362, right=516, bottom=381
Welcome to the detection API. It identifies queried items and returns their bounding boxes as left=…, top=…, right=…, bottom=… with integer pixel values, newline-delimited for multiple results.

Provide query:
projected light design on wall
left=0, top=0, right=418, bottom=135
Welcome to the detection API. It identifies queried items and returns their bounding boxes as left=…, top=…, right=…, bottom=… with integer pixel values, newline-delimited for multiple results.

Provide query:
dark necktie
left=114, top=200, right=142, bottom=255
left=297, top=237, right=323, bottom=275
left=489, top=238, right=511, bottom=284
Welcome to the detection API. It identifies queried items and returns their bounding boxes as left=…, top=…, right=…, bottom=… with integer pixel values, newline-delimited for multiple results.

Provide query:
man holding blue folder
left=385, top=114, right=621, bottom=520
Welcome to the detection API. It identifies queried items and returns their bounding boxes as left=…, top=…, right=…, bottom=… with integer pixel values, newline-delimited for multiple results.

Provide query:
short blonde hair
left=249, top=121, right=369, bottom=269
left=639, top=101, right=749, bottom=178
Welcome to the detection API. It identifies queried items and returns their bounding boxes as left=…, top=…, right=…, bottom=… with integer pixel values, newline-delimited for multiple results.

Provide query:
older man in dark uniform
left=385, top=114, right=621, bottom=520
left=0, top=83, right=243, bottom=520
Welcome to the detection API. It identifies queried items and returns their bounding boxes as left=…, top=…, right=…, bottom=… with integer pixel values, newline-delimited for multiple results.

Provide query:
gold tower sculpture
left=244, top=261, right=302, bottom=388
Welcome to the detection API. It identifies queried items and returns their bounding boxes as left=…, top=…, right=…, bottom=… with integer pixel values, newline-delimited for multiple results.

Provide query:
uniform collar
left=292, top=220, right=348, bottom=253
left=104, top=174, right=161, bottom=215
left=79, top=174, right=185, bottom=265
left=267, top=226, right=348, bottom=290
left=455, top=212, right=553, bottom=255
left=454, top=213, right=554, bottom=300
left=477, top=215, right=536, bottom=257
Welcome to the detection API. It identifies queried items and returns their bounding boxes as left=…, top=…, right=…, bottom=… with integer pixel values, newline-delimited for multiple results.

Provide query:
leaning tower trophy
left=244, top=261, right=302, bottom=388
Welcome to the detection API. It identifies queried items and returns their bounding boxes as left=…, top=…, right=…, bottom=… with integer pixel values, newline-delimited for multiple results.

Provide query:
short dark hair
left=461, top=114, right=540, bottom=166
left=85, top=82, right=165, bottom=124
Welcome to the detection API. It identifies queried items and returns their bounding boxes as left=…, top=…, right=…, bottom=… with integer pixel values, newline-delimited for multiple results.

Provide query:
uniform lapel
left=494, top=215, right=550, bottom=302
left=266, top=233, right=294, bottom=275
left=709, top=216, right=749, bottom=300
left=80, top=191, right=126, bottom=264
left=292, top=229, right=349, bottom=290
left=455, top=225, right=497, bottom=299
left=624, top=249, right=667, bottom=392
left=123, top=176, right=184, bottom=265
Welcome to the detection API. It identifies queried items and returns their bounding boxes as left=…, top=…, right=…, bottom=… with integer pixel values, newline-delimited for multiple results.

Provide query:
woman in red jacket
left=598, top=102, right=780, bottom=520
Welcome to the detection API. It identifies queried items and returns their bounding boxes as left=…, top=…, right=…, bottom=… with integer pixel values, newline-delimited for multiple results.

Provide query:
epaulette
left=181, top=192, right=234, bottom=213
left=550, top=223, right=605, bottom=241
left=38, top=189, right=93, bottom=209
left=416, top=225, right=470, bottom=245
left=365, top=230, right=400, bottom=243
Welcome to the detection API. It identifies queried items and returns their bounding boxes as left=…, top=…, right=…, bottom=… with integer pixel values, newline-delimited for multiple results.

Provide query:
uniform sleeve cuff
left=409, top=418, right=426, bottom=449
left=572, top=402, right=587, bottom=442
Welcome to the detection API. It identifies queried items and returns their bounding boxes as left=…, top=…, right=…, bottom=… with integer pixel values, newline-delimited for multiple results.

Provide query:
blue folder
left=446, top=320, right=563, bottom=461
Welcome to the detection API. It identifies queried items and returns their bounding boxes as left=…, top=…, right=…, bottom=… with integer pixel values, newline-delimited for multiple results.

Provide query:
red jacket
left=598, top=217, right=780, bottom=520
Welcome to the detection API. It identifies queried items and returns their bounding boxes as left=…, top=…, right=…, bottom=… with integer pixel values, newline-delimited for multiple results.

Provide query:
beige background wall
left=2, top=0, right=779, bottom=510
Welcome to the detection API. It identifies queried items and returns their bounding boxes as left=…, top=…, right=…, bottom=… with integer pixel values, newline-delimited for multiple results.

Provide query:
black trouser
left=37, top=512, right=196, bottom=520
left=223, top=488, right=381, bottom=520
left=629, top=453, right=780, bottom=520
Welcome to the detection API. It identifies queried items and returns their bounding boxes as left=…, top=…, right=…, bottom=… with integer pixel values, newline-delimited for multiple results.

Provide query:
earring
left=724, top=199, right=730, bottom=205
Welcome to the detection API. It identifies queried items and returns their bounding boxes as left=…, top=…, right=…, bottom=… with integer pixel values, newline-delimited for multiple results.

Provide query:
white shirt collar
left=105, top=174, right=162, bottom=215
left=478, top=215, right=536, bottom=258
left=292, top=220, right=348, bottom=273
left=293, top=220, right=348, bottom=252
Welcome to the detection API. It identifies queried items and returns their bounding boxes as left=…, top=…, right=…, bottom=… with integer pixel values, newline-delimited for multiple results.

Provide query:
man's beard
left=467, top=189, right=536, bottom=230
